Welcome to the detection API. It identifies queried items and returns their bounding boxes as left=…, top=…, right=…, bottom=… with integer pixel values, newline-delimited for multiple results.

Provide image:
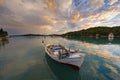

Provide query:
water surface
left=0, top=36, right=120, bottom=80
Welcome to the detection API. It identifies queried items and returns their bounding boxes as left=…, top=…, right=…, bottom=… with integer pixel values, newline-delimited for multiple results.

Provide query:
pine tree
left=0, top=28, right=3, bottom=32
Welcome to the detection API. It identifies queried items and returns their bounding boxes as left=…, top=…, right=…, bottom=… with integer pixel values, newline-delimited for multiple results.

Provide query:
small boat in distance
left=108, top=33, right=114, bottom=38
left=45, top=44, right=85, bottom=70
left=108, top=33, right=114, bottom=42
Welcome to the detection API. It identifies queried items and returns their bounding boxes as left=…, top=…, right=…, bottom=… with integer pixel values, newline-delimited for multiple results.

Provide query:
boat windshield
left=51, top=47, right=62, bottom=51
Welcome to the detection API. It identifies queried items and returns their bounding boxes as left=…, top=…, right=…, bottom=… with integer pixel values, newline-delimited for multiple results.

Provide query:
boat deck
left=45, top=44, right=85, bottom=70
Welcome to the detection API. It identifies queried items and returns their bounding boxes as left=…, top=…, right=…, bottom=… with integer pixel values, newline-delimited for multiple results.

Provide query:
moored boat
left=45, top=44, right=85, bottom=70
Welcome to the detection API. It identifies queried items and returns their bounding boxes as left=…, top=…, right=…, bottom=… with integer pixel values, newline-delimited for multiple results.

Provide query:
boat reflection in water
left=45, top=54, right=80, bottom=80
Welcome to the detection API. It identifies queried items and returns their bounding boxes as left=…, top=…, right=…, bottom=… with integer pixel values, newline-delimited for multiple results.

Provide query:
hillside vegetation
left=62, top=26, right=120, bottom=37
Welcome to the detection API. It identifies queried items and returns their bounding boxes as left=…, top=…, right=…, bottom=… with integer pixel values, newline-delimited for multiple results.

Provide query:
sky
left=0, top=0, right=120, bottom=35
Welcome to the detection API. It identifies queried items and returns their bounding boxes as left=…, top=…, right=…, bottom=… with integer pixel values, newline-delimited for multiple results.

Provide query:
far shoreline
left=8, top=34, right=120, bottom=38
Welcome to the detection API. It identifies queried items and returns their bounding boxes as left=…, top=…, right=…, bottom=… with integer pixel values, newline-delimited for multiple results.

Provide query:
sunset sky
left=0, top=0, right=120, bottom=35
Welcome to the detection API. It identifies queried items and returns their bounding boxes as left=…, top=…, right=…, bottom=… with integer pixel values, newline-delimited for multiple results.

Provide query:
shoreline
left=63, top=36, right=120, bottom=38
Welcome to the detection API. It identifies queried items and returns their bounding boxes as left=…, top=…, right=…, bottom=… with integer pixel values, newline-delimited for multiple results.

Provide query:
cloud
left=57, top=0, right=72, bottom=11
left=89, top=0, right=104, bottom=9
left=44, top=0, right=57, bottom=11
left=43, top=16, right=57, bottom=25
left=0, top=0, right=120, bottom=34
left=73, top=0, right=104, bottom=13
left=80, top=22, right=94, bottom=29
left=109, top=0, right=118, bottom=5
left=0, top=0, right=4, bottom=6
left=88, top=7, right=120, bottom=21
left=70, top=13, right=81, bottom=23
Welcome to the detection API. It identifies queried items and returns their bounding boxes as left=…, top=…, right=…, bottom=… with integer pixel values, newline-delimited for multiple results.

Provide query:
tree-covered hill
left=62, top=26, right=120, bottom=37
left=0, top=28, right=8, bottom=37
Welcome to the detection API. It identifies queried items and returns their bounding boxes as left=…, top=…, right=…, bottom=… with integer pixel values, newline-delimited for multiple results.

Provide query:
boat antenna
left=42, top=29, right=44, bottom=43
left=42, top=27, right=46, bottom=46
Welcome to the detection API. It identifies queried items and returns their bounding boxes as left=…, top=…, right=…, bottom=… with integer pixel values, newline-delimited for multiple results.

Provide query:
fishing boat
left=45, top=44, right=85, bottom=70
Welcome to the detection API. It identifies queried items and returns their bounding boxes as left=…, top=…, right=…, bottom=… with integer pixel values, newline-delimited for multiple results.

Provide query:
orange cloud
left=70, top=13, right=81, bottom=23
left=45, top=0, right=57, bottom=11
left=39, top=25, right=57, bottom=34
left=43, top=16, right=57, bottom=25
left=97, top=11, right=116, bottom=21
left=81, top=23, right=94, bottom=29
left=0, top=0, right=4, bottom=6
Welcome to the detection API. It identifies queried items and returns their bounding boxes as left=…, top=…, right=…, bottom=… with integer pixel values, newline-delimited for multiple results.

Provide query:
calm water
left=0, top=36, right=120, bottom=80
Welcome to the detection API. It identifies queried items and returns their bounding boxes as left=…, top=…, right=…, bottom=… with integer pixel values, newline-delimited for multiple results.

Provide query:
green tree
left=0, top=28, right=8, bottom=37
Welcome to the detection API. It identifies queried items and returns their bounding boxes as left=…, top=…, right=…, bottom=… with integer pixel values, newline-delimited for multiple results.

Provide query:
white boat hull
left=45, top=44, right=85, bottom=70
